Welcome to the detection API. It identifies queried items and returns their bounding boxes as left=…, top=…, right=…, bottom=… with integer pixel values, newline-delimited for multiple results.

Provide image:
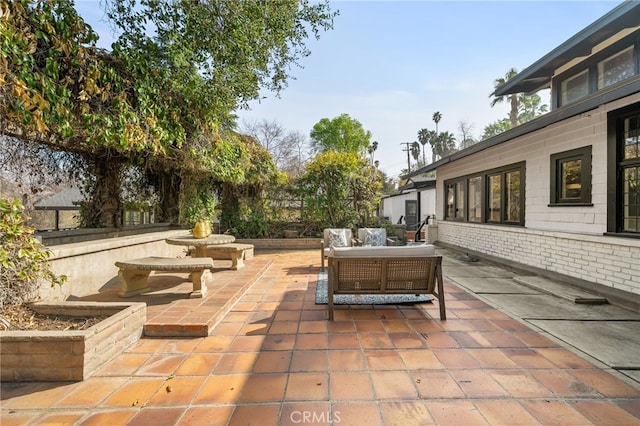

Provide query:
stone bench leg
left=229, top=251, right=245, bottom=270
left=117, top=269, right=151, bottom=298
left=189, top=270, right=210, bottom=298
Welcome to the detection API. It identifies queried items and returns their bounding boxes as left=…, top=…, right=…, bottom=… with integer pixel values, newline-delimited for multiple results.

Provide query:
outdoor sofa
left=326, top=244, right=445, bottom=321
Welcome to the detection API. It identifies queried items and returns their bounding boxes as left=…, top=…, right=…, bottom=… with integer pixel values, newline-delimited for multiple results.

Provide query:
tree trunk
left=153, top=170, right=181, bottom=224
left=84, top=154, right=123, bottom=228
left=510, top=94, right=519, bottom=127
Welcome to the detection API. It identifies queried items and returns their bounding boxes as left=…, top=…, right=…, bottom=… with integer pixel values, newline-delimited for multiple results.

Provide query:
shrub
left=0, top=198, right=66, bottom=308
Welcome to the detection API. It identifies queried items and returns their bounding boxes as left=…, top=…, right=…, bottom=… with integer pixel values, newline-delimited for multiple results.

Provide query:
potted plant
left=180, top=182, right=216, bottom=238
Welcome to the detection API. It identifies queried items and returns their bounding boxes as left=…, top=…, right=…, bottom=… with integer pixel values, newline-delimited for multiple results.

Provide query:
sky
left=74, top=0, right=624, bottom=179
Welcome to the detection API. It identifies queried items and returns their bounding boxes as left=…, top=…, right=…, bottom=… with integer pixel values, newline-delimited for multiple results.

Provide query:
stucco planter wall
left=0, top=301, right=146, bottom=382
left=42, top=230, right=187, bottom=301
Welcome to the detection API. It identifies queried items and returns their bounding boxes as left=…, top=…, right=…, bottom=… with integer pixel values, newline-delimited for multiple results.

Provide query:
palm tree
left=437, top=131, right=457, bottom=158
left=410, top=141, right=421, bottom=163
left=367, top=140, right=379, bottom=165
left=432, top=112, right=442, bottom=135
left=481, top=118, right=511, bottom=140
left=430, top=131, right=457, bottom=161
left=417, top=128, right=436, bottom=164
left=517, top=93, right=548, bottom=123
left=490, top=68, right=519, bottom=128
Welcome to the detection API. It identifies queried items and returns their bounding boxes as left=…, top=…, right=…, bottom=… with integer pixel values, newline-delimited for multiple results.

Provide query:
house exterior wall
left=420, top=189, right=437, bottom=222
left=435, top=93, right=640, bottom=296
left=381, top=189, right=436, bottom=225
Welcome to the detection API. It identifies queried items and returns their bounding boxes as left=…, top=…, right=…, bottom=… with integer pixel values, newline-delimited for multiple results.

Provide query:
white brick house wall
left=435, top=94, right=640, bottom=296
left=438, top=221, right=640, bottom=295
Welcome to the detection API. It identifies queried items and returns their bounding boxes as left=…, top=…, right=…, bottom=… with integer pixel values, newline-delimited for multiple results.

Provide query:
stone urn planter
left=192, top=220, right=212, bottom=239
left=0, top=301, right=146, bottom=382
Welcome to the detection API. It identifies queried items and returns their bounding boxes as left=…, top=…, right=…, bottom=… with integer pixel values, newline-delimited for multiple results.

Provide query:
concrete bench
left=200, top=243, right=254, bottom=270
left=115, top=256, right=214, bottom=299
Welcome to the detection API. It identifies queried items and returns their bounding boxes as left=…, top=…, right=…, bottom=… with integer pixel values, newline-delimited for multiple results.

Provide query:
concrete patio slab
left=444, top=263, right=516, bottom=278
left=528, top=319, right=640, bottom=369
left=514, top=275, right=608, bottom=303
left=481, top=294, right=640, bottom=320
left=451, top=276, right=542, bottom=294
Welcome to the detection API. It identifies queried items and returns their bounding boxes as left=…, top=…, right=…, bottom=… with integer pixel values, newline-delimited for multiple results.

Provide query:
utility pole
left=400, top=142, right=412, bottom=173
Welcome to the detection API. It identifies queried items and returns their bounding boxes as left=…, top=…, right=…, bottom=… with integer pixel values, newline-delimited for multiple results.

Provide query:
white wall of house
left=435, top=93, right=640, bottom=296
left=420, top=189, right=437, bottom=222
left=381, top=189, right=436, bottom=225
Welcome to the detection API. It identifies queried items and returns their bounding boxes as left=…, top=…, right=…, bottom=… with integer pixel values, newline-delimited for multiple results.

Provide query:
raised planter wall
left=37, top=223, right=178, bottom=246
left=236, top=238, right=321, bottom=250
left=43, top=230, right=188, bottom=301
left=0, top=302, right=146, bottom=382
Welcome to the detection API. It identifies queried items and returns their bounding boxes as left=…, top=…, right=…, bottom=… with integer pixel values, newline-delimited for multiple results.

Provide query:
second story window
left=561, top=69, right=589, bottom=105
left=598, top=46, right=635, bottom=89
left=555, top=31, right=639, bottom=109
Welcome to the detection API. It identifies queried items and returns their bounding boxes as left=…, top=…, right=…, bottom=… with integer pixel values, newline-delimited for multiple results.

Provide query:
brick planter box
left=0, top=301, right=146, bottom=382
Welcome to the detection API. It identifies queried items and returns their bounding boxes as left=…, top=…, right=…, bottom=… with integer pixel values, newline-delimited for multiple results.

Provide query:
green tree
left=0, top=198, right=66, bottom=308
left=432, top=112, right=442, bottom=134
left=410, top=141, right=421, bottom=164
left=490, top=68, right=519, bottom=128
left=368, top=140, right=379, bottom=165
left=481, top=118, right=512, bottom=140
left=296, top=151, right=380, bottom=229
left=1, top=0, right=336, bottom=227
left=309, top=114, right=372, bottom=155
left=436, top=131, right=457, bottom=159
left=490, top=68, right=549, bottom=129
left=105, top=0, right=337, bottom=125
left=518, top=93, right=549, bottom=123
left=417, top=128, right=436, bottom=163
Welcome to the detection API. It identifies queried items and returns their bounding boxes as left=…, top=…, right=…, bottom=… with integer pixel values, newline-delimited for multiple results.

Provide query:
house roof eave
left=494, top=1, right=640, bottom=96
left=405, top=76, right=640, bottom=179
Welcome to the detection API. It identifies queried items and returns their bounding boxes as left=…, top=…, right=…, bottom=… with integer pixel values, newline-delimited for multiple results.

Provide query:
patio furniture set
left=115, top=227, right=447, bottom=322
left=115, top=233, right=253, bottom=299
left=322, top=228, right=446, bottom=321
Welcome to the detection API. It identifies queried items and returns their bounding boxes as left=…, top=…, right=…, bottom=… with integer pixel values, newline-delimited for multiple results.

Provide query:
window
left=598, top=46, right=635, bottom=89
left=445, top=181, right=465, bottom=221
left=560, top=69, right=589, bottom=106
left=444, top=162, right=525, bottom=226
left=550, top=146, right=592, bottom=205
left=487, top=174, right=502, bottom=222
left=607, top=103, right=640, bottom=236
left=621, top=111, right=640, bottom=232
left=506, top=170, right=522, bottom=223
left=555, top=31, right=639, bottom=109
left=455, top=182, right=465, bottom=220
left=468, top=176, right=482, bottom=222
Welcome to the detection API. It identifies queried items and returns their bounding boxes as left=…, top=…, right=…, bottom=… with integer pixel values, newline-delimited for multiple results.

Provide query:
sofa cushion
left=330, top=244, right=435, bottom=258
left=359, top=228, right=387, bottom=246
left=326, top=229, right=349, bottom=248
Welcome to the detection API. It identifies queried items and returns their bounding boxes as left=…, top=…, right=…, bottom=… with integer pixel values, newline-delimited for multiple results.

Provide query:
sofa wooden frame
left=327, top=255, right=446, bottom=321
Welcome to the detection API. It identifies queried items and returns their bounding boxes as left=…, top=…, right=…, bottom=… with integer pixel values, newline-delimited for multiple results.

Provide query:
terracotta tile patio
left=1, top=248, right=639, bottom=425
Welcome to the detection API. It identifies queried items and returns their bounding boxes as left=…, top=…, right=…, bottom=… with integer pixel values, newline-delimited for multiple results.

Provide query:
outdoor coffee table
left=166, top=234, right=236, bottom=258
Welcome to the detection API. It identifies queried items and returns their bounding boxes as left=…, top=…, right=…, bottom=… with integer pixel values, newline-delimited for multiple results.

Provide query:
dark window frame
left=549, top=145, right=593, bottom=206
left=552, top=31, right=640, bottom=109
left=607, top=102, right=640, bottom=237
left=444, top=162, right=525, bottom=226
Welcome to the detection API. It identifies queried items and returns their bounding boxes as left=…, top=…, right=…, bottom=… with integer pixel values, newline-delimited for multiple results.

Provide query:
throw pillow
left=328, top=229, right=348, bottom=248
left=363, top=228, right=385, bottom=246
